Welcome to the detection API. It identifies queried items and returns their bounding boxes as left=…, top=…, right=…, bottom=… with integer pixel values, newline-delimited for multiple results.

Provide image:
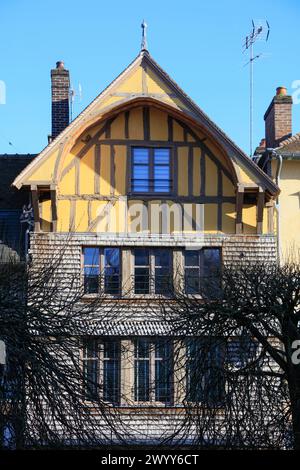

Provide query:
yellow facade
left=271, top=159, right=300, bottom=260
left=13, top=50, right=278, bottom=237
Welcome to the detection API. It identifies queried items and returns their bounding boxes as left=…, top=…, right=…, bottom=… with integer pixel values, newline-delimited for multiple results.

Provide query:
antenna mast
left=243, top=20, right=270, bottom=157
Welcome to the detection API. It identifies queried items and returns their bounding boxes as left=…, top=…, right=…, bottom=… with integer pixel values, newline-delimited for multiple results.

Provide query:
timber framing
left=13, top=50, right=279, bottom=198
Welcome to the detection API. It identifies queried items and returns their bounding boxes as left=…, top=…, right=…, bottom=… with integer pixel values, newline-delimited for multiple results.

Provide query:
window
left=134, top=338, right=172, bottom=403
left=134, top=248, right=173, bottom=295
left=82, top=338, right=98, bottom=401
left=83, top=247, right=121, bottom=295
left=184, top=248, right=221, bottom=296
left=186, top=338, right=225, bottom=405
left=103, top=341, right=121, bottom=403
left=82, top=338, right=120, bottom=404
left=131, top=147, right=171, bottom=194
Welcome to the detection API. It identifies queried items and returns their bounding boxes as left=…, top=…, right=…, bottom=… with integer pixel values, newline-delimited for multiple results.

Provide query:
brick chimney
left=50, top=61, right=70, bottom=140
left=264, top=86, right=293, bottom=148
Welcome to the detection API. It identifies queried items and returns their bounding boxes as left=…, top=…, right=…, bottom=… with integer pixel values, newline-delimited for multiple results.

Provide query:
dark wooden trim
left=173, top=147, right=178, bottom=195
left=31, top=186, right=40, bottom=232
left=168, top=115, right=173, bottom=143
left=125, top=111, right=130, bottom=139
left=267, top=201, right=274, bottom=234
left=50, top=188, right=58, bottom=232
left=105, top=118, right=114, bottom=139
left=217, top=167, right=223, bottom=232
left=188, top=146, right=193, bottom=197
left=110, top=145, right=115, bottom=195
left=217, top=167, right=223, bottom=197
left=183, top=128, right=188, bottom=143
left=94, top=143, right=101, bottom=194
left=125, top=145, right=131, bottom=194
left=217, top=203, right=222, bottom=232
left=143, top=107, right=150, bottom=141
left=256, top=189, right=265, bottom=234
left=235, top=187, right=244, bottom=234
left=200, top=149, right=205, bottom=197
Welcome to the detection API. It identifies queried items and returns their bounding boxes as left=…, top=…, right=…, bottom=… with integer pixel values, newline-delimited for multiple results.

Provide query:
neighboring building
left=3, top=43, right=281, bottom=444
left=255, top=87, right=300, bottom=261
left=0, top=154, right=35, bottom=259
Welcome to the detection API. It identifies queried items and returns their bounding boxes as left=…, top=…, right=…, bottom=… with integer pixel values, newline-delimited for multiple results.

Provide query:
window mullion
left=100, top=250, right=105, bottom=292
left=150, top=251, right=155, bottom=294
left=99, top=341, right=104, bottom=400
left=150, top=342, right=156, bottom=402
left=150, top=148, right=154, bottom=193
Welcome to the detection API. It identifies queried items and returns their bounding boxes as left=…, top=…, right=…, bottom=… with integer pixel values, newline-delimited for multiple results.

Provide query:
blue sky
left=0, top=0, right=299, bottom=155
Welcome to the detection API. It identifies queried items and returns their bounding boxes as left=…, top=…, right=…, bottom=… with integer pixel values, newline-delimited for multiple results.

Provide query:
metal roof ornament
left=141, top=19, right=148, bottom=51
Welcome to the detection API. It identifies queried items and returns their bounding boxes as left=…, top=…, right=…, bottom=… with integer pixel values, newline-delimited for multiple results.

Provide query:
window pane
left=84, top=271, right=99, bottom=294
left=83, top=247, right=100, bottom=266
left=84, top=248, right=100, bottom=294
left=186, top=339, right=204, bottom=402
left=155, top=267, right=172, bottom=294
left=186, top=339, right=225, bottom=404
left=103, top=341, right=120, bottom=404
left=135, top=268, right=149, bottom=294
left=136, top=339, right=150, bottom=358
left=154, top=149, right=170, bottom=192
left=155, top=340, right=172, bottom=403
left=132, top=148, right=149, bottom=192
left=200, top=248, right=222, bottom=298
left=135, top=248, right=149, bottom=266
left=185, top=250, right=199, bottom=267
left=185, top=268, right=200, bottom=294
left=155, top=250, right=172, bottom=294
left=134, top=340, right=150, bottom=401
left=133, top=148, right=149, bottom=164
left=155, top=249, right=171, bottom=267
left=104, top=248, right=120, bottom=294
left=154, top=148, right=170, bottom=164
left=132, top=166, right=149, bottom=192
left=83, top=339, right=98, bottom=401
left=201, top=248, right=221, bottom=277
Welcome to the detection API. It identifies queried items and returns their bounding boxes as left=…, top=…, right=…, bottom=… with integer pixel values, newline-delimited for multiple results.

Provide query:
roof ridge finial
left=141, top=19, right=148, bottom=51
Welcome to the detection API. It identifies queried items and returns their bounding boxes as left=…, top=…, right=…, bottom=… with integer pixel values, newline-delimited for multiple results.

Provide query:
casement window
left=184, top=248, right=221, bottom=296
left=82, top=338, right=98, bottom=401
left=82, top=338, right=121, bottom=404
left=134, top=338, right=172, bottom=403
left=131, top=147, right=172, bottom=194
left=83, top=247, right=121, bottom=295
left=134, top=248, right=173, bottom=295
left=186, top=338, right=225, bottom=405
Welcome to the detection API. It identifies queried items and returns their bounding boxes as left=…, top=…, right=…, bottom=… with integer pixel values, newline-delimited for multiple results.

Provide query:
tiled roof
left=0, top=154, right=36, bottom=209
left=278, top=132, right=300, bottom=153
left=0, top=154, right=36, bottom=258
left=76, top=320, right=175, bottom=336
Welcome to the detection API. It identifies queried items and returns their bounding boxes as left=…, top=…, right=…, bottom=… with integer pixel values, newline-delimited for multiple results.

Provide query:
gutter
left=267, top=149, right=283, bottom=263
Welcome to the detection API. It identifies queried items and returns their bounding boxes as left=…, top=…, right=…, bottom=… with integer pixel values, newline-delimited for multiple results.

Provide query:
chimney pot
left=56, top=60, right=65, bottom=70
left=276, top=86, right=287, bottom=96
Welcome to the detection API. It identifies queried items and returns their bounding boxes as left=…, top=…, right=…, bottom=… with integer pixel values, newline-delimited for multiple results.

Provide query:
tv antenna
left=69, top=83, right=82, bottom=122
left=243, top=20, right=270, bottom=157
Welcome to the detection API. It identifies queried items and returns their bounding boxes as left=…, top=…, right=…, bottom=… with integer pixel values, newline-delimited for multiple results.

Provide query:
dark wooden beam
left=256, top=188, right=265, bottom=234
left=31, top=185, right=40, bottom=232
left=50, top=185, right=58, bottom=232
left=235, top=185, right=244, bottom=234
